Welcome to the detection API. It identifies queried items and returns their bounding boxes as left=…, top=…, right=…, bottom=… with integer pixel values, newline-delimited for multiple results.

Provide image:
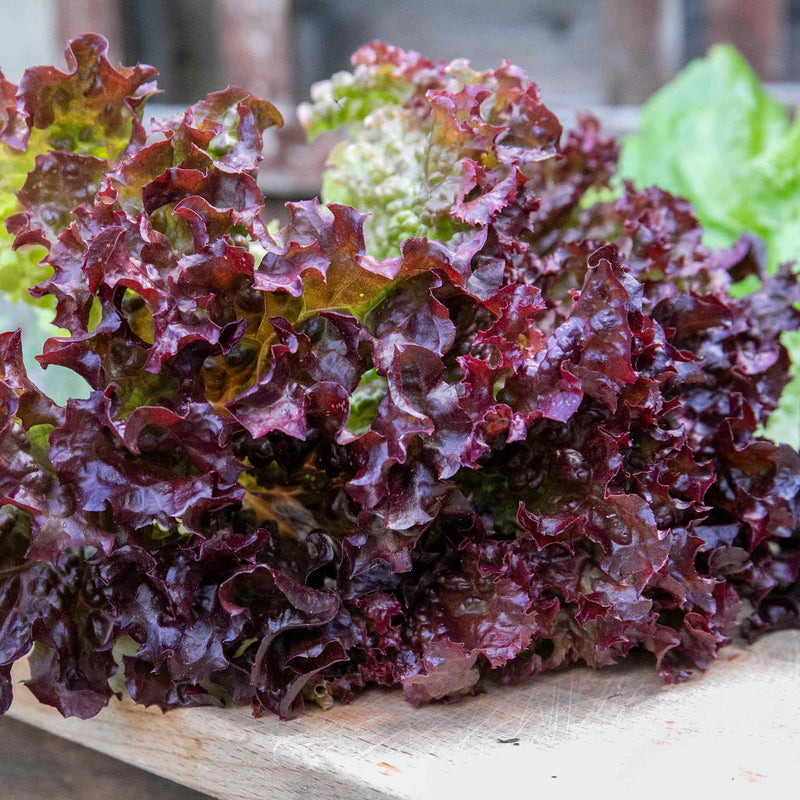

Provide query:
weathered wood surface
left=8, top=631, right=800, bottom=799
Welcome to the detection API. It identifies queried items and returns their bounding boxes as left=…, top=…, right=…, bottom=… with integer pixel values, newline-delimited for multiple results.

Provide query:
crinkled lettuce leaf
left=0, top=34, right=157, bottom=310
left=2, top=38, right=800, bottom=722
left=621, top=45, right=800, bottom=447
left=319, top=107, right=456, bottom=259
left=299, top=42, right=562, bottom=259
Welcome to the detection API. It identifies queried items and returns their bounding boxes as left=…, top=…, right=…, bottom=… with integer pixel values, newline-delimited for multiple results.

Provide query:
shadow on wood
left=0, top=715, right=212, bottom=800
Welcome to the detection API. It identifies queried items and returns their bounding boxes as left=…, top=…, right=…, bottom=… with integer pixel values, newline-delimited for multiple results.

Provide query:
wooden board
left=8, top=630, right=800, bottom=800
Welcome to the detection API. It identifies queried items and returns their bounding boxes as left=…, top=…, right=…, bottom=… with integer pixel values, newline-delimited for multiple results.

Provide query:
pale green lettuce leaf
left=300, top=68, right=416, bottom=142
left=0, top=295, right=89, bottom=403
left=321, top=106, right=462, bottom=258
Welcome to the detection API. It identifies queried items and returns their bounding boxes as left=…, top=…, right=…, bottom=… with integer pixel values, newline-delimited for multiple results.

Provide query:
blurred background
left=4, top=0, right=800, bottom=106
left=2, top=0, right=800, bottom=202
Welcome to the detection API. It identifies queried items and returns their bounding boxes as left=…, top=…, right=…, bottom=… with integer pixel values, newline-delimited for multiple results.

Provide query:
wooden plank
left=56, top=0, right=123, bottom=47
left=604, top=0, right=667, bottom=104
left=708, top=0, right=787, bottom=81
left=218, top=0, right=294, bottom=112
left=8, top=630, right=800, bottom=799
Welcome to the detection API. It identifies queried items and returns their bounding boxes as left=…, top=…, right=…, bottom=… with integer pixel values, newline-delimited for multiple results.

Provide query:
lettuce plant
left=0, top=38, right=798, bottom=721
left=0, top=35, right=157, bottom=402
left=620, top=45, right=800, bottom=447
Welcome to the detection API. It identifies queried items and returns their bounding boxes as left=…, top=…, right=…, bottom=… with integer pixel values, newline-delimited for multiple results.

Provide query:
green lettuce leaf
left=301, top=67, right=416, bottom=143
left=319, top=106, right=464, bottom=259
left=0, top=296, right=88, bottom=403
left=299, top=46, right=466, bottom=259
left=620, top=45, right=790, bottom=254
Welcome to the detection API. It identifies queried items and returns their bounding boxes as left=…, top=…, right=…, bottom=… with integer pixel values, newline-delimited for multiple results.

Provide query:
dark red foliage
left=0, top=39, right=798, bottom=720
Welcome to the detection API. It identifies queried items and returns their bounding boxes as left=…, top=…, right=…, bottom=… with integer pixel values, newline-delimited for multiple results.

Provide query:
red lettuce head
left=0, top=38, right=798, bottom=719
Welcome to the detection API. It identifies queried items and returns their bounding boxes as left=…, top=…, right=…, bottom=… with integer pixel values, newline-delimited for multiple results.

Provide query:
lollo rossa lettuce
left=0, top=37, right=798, bottom=720
left=620, top=45, right=800, bottom=449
